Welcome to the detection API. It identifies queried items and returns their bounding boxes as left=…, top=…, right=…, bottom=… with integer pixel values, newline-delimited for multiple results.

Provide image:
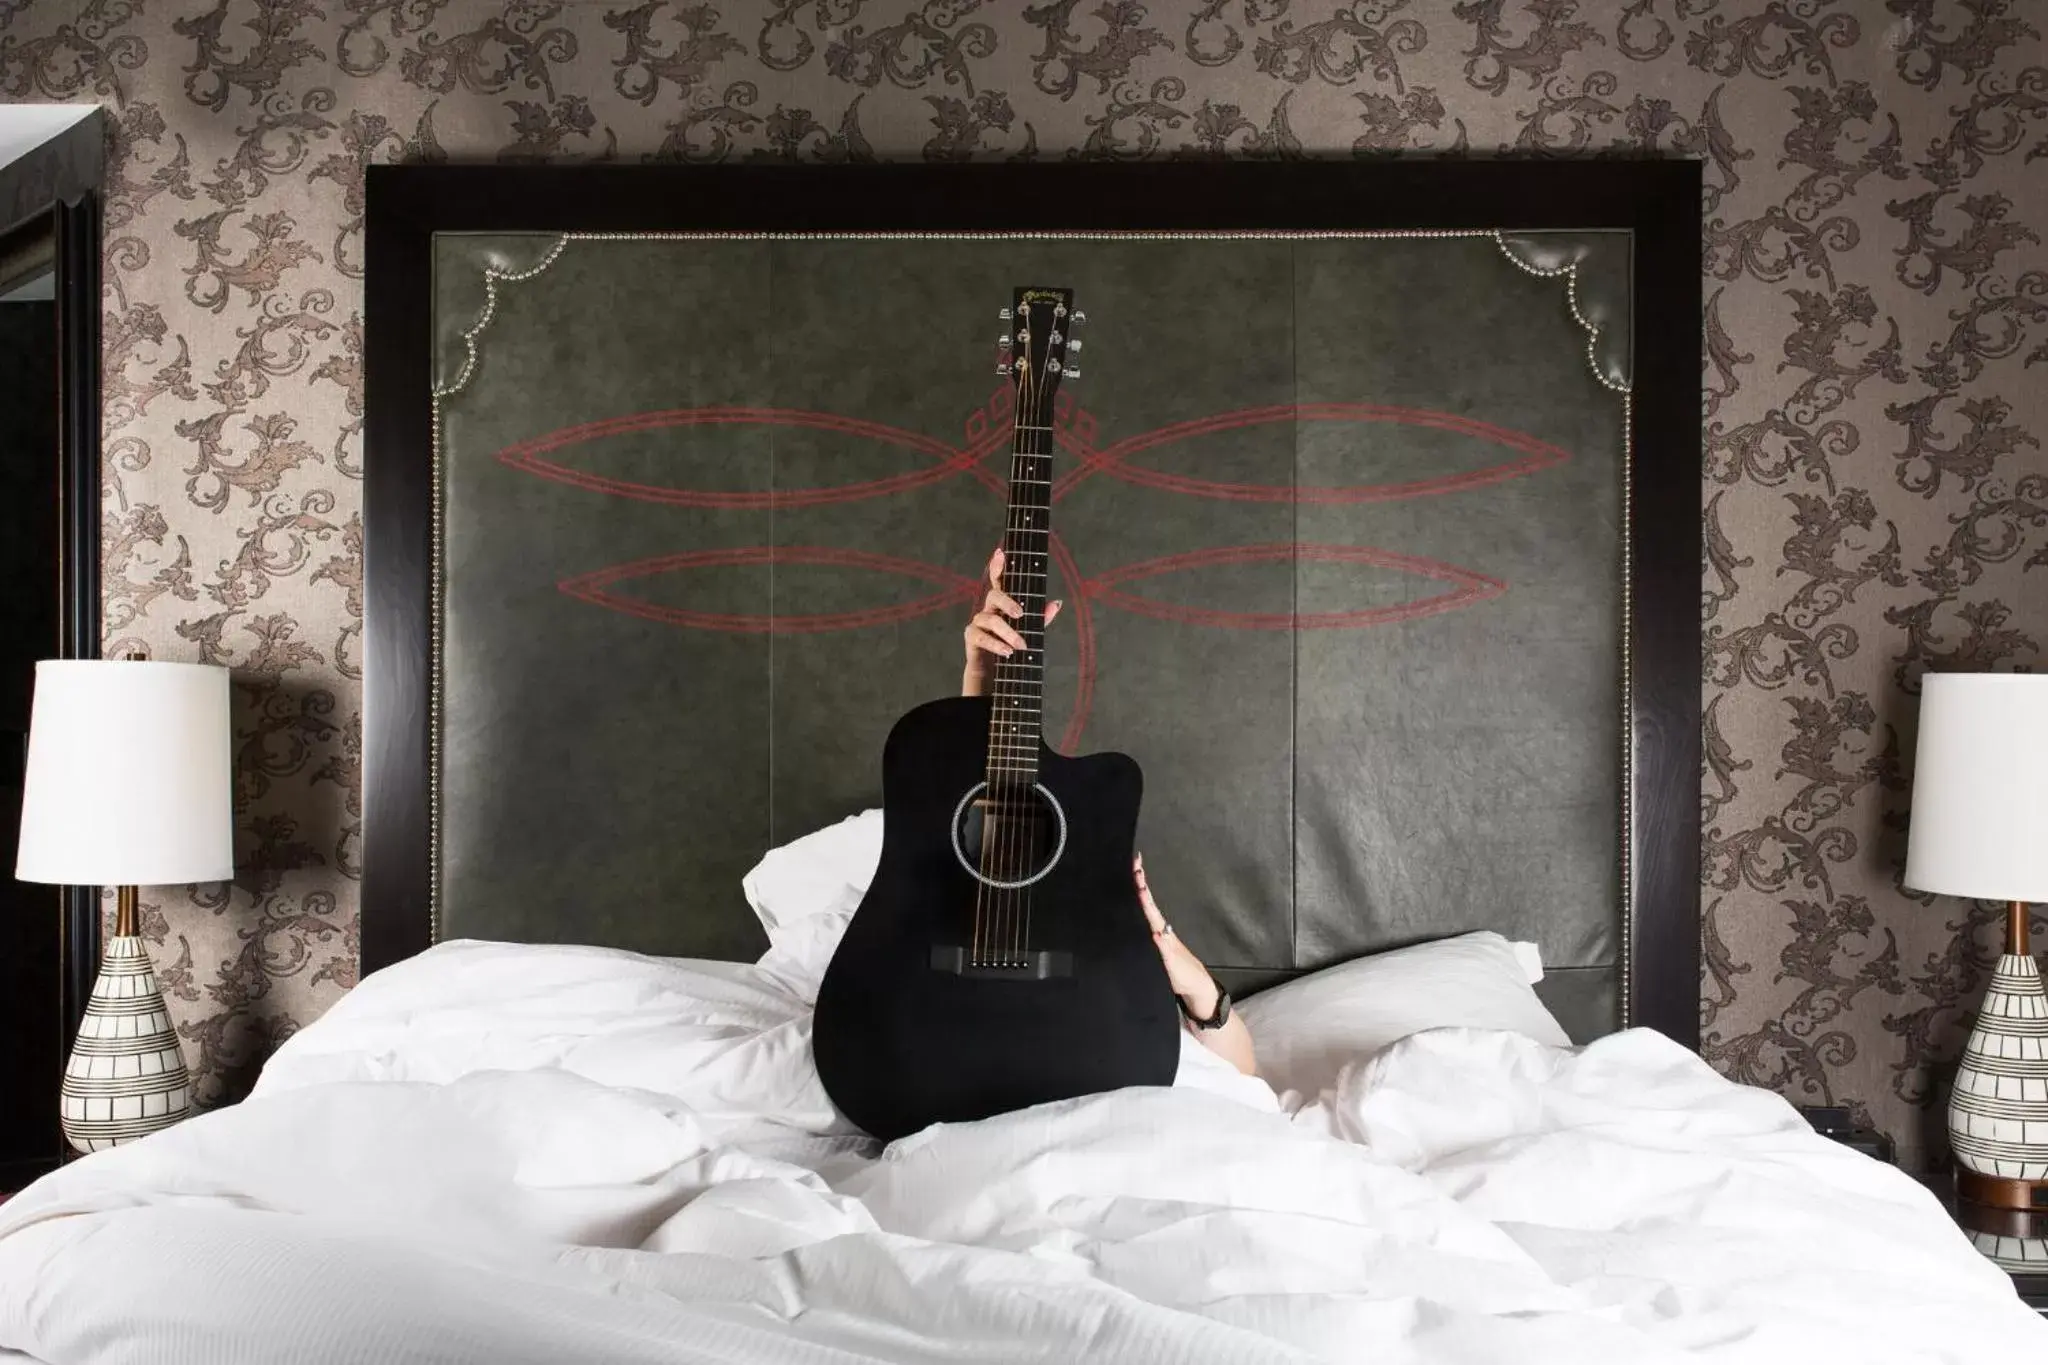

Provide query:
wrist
left=1179, top=978, right=1220, bottom=1020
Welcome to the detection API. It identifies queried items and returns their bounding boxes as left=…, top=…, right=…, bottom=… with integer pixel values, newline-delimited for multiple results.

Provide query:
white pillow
left=742, top=808, right=883, bottom=937
left=1237, top=931, right=1571, bottom=1100
left=743, top=809, right=883, bottom=1002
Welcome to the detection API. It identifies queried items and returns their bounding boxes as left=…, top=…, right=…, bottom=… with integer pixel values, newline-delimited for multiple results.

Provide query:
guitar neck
left=984, top=285, right=1078, bottom=790
left=987, top=421, right=1052, bottom=786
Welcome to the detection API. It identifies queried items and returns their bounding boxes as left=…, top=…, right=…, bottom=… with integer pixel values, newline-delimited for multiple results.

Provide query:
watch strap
left=1180, top=983, right=1231, bottom=1030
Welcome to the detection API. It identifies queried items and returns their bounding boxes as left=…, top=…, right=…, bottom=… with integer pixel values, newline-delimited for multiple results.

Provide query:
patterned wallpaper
left=3, top=0, right=2043, bottom=1166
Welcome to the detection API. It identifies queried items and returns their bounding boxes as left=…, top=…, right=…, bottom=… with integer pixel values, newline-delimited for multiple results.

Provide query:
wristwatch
left=1179, top=981, right=1232, bottom=1030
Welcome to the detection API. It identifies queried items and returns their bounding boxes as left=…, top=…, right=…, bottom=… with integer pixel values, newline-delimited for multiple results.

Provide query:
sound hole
left=946, top=780, right=1068, bottom=973
left=949, top=780, right=1066, bottom=893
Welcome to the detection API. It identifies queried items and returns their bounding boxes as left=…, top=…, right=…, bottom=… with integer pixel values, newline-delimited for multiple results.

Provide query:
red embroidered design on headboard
left=500, top=392, right=1566, bottom=748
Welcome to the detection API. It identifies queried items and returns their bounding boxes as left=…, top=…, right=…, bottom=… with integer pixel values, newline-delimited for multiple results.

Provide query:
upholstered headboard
left=364, top=163, right=1701, bottom=1048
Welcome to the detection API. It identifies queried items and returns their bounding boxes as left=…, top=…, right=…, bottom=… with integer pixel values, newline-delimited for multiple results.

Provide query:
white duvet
left=0, top=941, right=2040, bottom=1364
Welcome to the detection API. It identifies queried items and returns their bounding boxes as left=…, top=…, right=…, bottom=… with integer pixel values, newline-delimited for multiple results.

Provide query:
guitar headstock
left=997, top=286, right=1083, bottom=415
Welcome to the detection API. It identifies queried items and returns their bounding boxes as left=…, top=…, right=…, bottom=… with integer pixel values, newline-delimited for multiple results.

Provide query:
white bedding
left=0, top=941, right=2039, bottom=1363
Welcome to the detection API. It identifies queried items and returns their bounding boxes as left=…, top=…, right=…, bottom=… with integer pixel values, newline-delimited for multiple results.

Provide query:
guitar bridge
left=929, top=945, right=1074, bottom=980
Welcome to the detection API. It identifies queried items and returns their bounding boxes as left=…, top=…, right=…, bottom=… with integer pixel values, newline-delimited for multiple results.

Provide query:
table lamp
left=1904, top=671, right=2048, bottom=1210
left=14, top=659, right=234, bottom=1152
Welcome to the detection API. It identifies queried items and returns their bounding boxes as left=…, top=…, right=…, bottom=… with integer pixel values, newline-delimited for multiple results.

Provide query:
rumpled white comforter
left=0, top=941, right=2039, bottom=1364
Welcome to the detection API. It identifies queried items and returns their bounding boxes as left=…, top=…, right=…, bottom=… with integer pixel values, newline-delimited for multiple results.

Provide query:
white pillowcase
left=1237, top=931, right=1571, bottom=1101
left=742, top=808, right=884, bottom=935
left=743, top=809, right=884, bottom=1003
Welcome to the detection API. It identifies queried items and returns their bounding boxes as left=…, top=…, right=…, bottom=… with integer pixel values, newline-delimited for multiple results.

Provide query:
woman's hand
left=1133, top=853, right=1257, bottom=1077
left=962, top=546, right=1062, bottom=697
left=1134, top=853, right=1220, bottom=1018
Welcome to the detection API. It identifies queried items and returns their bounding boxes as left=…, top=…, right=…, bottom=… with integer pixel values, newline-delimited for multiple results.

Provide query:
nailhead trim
left=1490, top=230, right=1632, bottom=394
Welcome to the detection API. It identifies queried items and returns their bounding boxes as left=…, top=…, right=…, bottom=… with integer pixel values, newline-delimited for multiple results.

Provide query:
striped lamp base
left=1949, top=951, right=2048, bottom=1183
left=61, top=934, right=191, bottom=1153
left=1967, top=1225, right=2048, bottom=1275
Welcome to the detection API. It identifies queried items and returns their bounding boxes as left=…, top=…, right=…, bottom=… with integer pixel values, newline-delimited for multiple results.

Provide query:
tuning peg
left=1072, top=311, right=1087, bottom=325
left=998, top=334, right=1012, bottom=348
left=997, top=362, right=1012, bottom=375
left=999, top=307, right=1013, bottom=320
left=1066, top=340, right=1082, bottom=353
left=1062, top=365, right=1080, bottom=380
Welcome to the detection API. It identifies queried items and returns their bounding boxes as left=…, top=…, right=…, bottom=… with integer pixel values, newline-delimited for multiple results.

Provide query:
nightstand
left=1917, top=1173, right=2048, bottom=1316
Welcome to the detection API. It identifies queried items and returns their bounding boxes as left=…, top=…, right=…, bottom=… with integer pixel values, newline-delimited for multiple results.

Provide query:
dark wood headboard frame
left=363, top=160, right=1702, bottom=1052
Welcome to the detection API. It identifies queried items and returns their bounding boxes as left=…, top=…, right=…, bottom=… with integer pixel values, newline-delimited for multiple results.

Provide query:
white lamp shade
left=1904, top=672, right=2048, bottom=903
left=15, top=660, right=235, bottom=887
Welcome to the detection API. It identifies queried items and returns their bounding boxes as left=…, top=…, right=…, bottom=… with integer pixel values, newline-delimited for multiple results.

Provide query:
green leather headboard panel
left=431, top=231, right=1629, bottom=1039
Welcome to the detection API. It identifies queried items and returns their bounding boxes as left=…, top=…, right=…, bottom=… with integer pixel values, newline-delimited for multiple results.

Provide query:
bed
left=2, top=162, right=2042, bottom=1362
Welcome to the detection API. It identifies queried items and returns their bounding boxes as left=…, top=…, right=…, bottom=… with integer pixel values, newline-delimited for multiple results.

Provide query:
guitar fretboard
left=987, top=433, right=1051, bottom=787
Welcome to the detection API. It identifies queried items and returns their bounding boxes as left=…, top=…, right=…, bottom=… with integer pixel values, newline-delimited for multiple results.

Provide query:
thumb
left=1046, top=598, right=1064, bottom=626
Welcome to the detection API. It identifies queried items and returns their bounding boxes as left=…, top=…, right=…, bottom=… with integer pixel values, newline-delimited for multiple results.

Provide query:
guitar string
left=983, top=350, right=1029, bottom=968
left=1006, top=304, right=1054, bottom=965
left=1000, top=312, right=1042, bottom=966
left=1018, top=315, right=1055, bottom=970
left=985, top=308, right=1026, bottom=967
left=1022, top=310, right=1058, bottom=965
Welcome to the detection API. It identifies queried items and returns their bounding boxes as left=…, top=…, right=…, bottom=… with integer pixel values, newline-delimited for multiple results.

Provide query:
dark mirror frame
left=364, top=161, right=1702, bottom=1051
left=0, top=109, right=104, bottom=1187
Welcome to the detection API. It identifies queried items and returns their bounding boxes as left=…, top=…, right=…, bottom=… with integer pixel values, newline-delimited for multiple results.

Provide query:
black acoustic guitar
left=813, top=286, right=1181, bottom=1141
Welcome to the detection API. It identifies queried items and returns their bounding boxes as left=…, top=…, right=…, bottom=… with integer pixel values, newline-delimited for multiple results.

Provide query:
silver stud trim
left=1489, top=231, right=1632, bottom=395
left=1619, top=390, right=1634, bottom=1027
left=429, top=236, right=576, bottom=943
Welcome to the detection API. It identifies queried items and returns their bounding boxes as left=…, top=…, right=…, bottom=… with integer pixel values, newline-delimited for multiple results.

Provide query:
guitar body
left=813, top=696, right=1181, bottom=1141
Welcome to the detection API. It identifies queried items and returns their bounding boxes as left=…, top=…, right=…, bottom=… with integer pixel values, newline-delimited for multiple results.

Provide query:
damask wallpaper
left=1, top=0, right=2042, bottom=1166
